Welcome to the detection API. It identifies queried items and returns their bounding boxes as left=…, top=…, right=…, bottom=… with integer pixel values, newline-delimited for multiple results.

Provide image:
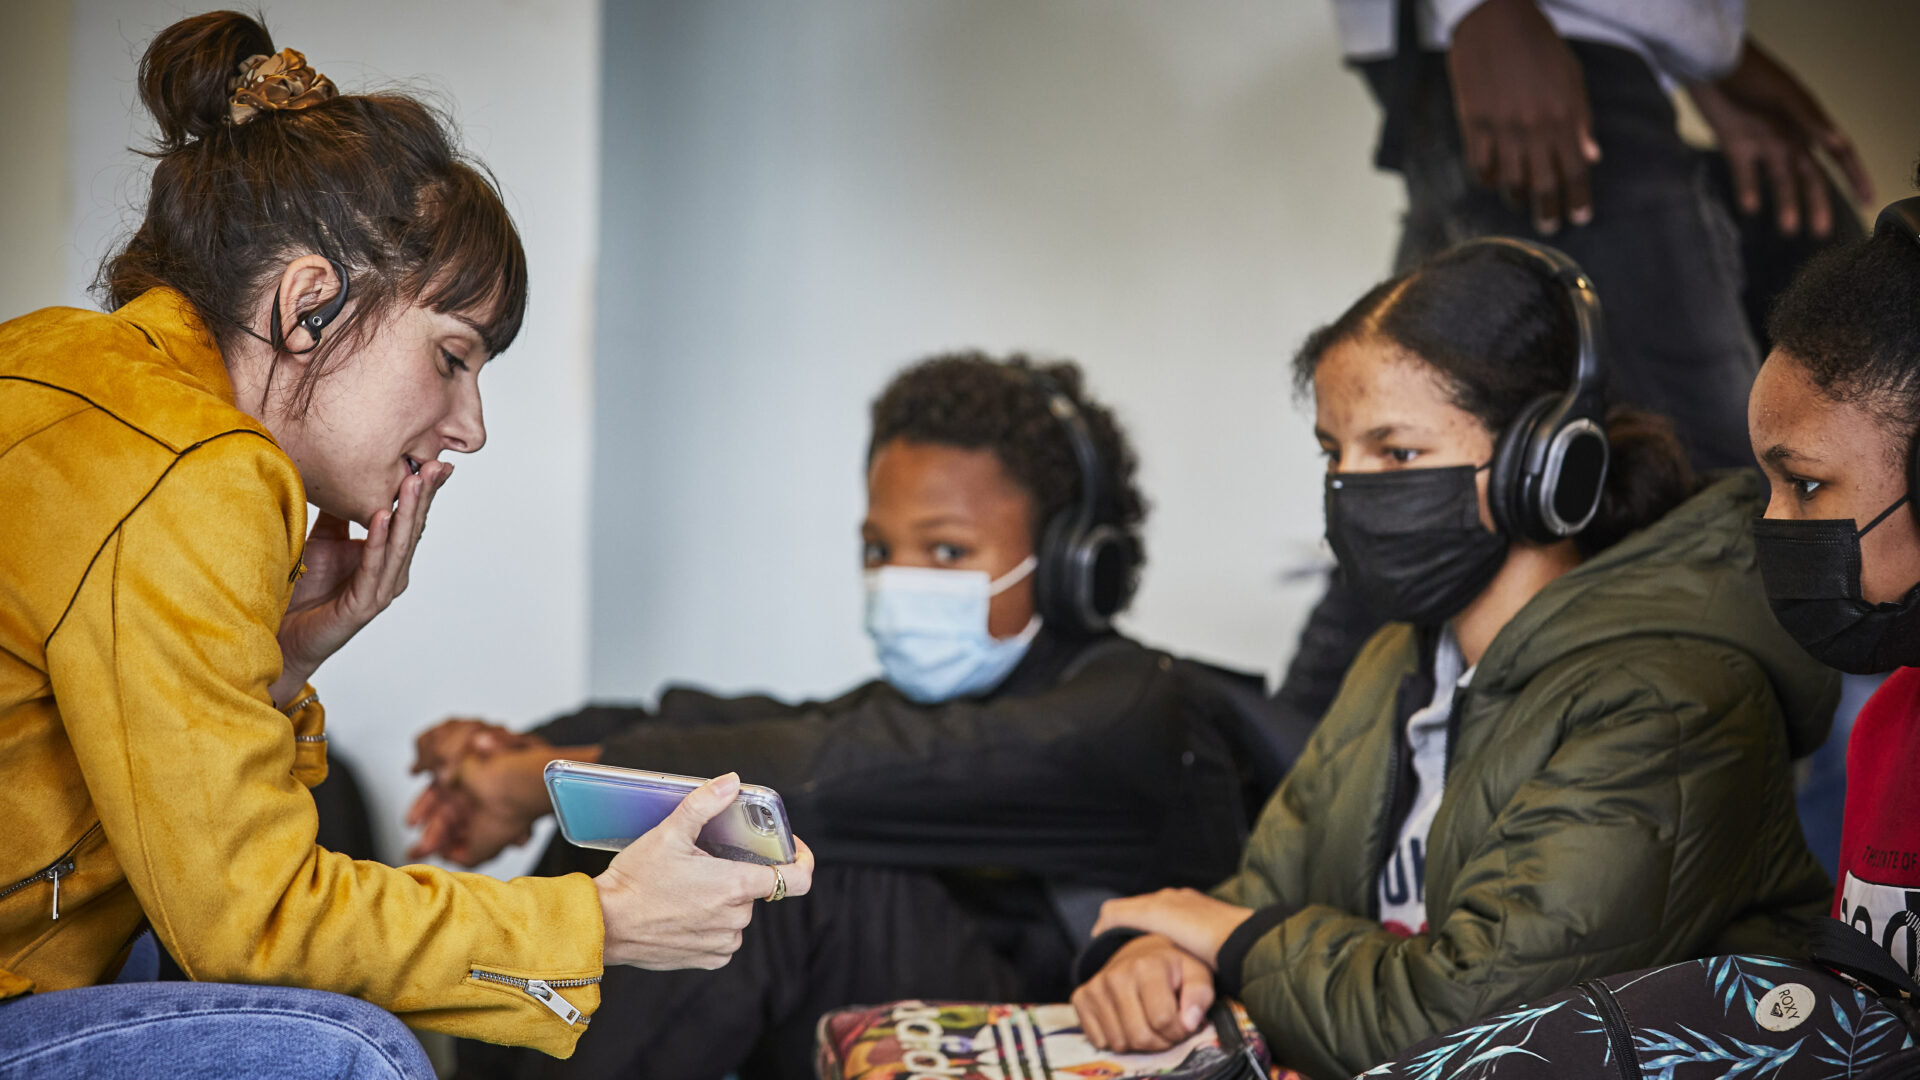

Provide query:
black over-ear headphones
left=1024, top=370, right=1134, bottom=637
left=1872, top=197, right=1920, bottom=522
left=270, top=257, right=351, bottom=355
left=1475, top=237, right=1613, bottom=544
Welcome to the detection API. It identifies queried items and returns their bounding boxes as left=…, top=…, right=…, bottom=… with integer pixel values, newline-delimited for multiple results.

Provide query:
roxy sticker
left=1754, top=982, right=1814, bottom=1033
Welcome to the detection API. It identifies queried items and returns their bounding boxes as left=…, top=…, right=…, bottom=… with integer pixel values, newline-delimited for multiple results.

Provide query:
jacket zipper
left=1366, top=728, right=1406, bottom=923
left=0, top=822, right=102, bottom=921
left=1366, top=669, right=1471, bottom=922
left=1441, top=688, right=1471, bottom=780
left=469, top=969, right=599, bottom=1025
left=1578, top=979, right=1642, bottom=1080
left=1366, top=667, right=1428, bottom=923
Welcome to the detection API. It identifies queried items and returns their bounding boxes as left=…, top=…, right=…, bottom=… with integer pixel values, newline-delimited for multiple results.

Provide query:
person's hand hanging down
left=1686, top=37, right=1874, bottom=239
left=270, top=462, right=452, bottom=707
left=1447, top=0, right=1602, bottom=235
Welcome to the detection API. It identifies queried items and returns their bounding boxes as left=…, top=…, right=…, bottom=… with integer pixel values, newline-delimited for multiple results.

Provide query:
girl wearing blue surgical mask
left=1071, top=240, right=1836, bottom=1080
left=407, top=353, right=1281, bottom=1080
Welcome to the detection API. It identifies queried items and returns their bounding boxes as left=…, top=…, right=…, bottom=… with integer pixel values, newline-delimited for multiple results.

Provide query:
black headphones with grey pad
left=1475, top=237, right=1613, bottom=545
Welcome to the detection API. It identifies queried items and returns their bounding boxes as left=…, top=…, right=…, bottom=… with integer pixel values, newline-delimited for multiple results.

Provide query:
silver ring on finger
left=764, top=864, right=787, bottom=903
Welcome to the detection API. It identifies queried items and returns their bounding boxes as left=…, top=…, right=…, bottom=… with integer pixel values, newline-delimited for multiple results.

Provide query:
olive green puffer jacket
left=1213, top=472, right=1837, bottom=1079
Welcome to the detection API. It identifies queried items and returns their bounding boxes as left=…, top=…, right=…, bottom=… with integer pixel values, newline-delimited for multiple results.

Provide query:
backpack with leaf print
left=1360, top=924, right=1920, bottom=1080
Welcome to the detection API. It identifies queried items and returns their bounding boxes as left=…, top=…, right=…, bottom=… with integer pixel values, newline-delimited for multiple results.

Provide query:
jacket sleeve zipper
left=469, top=968, right=599, bottom=1026
left=1, top=822, right=102, bottom=919
left=47, top=860, right=72, bottom=920
left=0, top=858, right=77, bottom=921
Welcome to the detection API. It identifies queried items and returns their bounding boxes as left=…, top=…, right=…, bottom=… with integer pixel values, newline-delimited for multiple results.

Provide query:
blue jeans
left=0, top=976, right=434, bottom=1079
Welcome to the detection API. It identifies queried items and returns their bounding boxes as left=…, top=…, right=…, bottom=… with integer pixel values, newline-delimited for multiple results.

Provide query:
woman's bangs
left=410, top=165, right=528, bottom=355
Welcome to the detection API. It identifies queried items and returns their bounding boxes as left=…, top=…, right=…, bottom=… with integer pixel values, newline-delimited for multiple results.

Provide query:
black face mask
left=1752, top=494, right=1920, bottom=674
left=1325, top=464, right=1510, bottom=625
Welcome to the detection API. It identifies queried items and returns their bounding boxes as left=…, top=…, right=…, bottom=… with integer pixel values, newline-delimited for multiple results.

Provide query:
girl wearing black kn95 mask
left=1357, top=195, right=1920, bottom=1080
left=1068, top=238, right=1835, bottom=1080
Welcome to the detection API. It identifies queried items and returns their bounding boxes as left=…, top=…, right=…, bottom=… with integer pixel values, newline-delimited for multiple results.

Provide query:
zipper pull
left=49, top=864, right=63, bottom=921
left=523, top=979, right=581, bottom=1025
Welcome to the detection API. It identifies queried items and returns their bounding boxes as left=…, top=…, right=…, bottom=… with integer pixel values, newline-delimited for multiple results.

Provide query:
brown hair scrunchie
left=226, top=48, right=336, bottom=125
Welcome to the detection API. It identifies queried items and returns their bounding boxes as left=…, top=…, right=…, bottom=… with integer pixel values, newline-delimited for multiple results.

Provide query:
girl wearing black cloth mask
left=1749, top=205, right=1920, bottom=675
left=1352, top=199, right=1920, bottom=1080
left=1070, top=239, right=1836, bottom=1079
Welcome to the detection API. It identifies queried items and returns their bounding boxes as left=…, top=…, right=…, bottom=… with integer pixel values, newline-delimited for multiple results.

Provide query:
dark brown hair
left=1294, top=242, right=1699, bottom=556
left=98, top=11, right=528, bottom=413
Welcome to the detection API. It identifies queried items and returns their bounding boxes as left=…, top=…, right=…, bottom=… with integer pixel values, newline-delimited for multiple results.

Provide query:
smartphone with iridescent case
left=543, top=760, right=795, bottom=865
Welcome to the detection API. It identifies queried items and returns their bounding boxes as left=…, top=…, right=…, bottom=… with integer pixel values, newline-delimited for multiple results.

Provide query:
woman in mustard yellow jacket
left=0, top=12, right=810, bottom=1079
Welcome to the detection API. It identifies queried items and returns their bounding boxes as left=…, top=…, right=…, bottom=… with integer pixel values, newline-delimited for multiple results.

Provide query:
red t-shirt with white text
left=1833, top=665, right=1920, bottom=980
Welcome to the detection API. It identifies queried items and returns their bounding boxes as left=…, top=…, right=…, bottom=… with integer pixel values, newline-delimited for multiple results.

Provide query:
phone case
left=543, top=760, right=796, bottom=865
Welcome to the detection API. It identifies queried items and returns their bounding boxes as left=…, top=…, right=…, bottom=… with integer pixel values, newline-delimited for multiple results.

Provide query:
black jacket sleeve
left=570, top=644, right=1249, bottom=891
left=530, top=703, right=655, bottom=747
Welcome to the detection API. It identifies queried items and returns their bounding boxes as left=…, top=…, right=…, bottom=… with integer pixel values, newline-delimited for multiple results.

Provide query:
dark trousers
left=1275, top=44, right=1767, bottom=731
left=455, top=863, right=1048, bottom=1080
left=1367, top=41, right=1761, bottom=475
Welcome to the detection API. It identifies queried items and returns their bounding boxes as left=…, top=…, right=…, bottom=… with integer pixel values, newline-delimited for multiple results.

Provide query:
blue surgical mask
left=865, top=555, right=1042, bottom=703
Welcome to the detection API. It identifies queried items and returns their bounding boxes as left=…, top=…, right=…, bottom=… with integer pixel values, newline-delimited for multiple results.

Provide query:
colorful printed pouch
left=814, top=998, right=1295, bottom=1080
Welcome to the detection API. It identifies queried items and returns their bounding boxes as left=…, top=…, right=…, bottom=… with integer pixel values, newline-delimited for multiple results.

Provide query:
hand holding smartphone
left=545, top=760, right=796, bottom=865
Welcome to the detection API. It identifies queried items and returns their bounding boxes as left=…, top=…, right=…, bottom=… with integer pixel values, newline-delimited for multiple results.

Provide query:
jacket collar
left=113, top=288, right=240, bottom=408
left=993, top=624, right=1116, bottom=698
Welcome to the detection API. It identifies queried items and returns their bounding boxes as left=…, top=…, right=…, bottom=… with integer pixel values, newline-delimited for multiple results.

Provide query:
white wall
left=1747, top=0, right=1920, bottom=212
left=586, top=0, right=1402, bottom=707
left=0, top=0, right=71, bottom=318
left=583, top=0, right=1920, bottom=715
left=63, top=0, right=601, bottom=868
left=32, top=0, right=1918, bottom=874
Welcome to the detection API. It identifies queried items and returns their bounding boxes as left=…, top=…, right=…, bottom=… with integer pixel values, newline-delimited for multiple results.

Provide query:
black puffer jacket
left=533, top=630, right=1300, bottom=899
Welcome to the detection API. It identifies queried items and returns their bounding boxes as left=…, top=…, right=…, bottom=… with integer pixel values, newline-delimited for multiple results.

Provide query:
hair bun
left=226, top=49, right=336, bottom=126
left=137, top=11, right=274, bottom=151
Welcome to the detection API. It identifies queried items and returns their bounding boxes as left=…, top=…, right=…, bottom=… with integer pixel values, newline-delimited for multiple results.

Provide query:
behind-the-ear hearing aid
left=271, top=257, right=351, bottom=354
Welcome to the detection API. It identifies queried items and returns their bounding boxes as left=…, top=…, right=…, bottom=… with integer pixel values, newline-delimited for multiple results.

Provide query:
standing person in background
left=1277, top=0, right=1876, bottom=737
left=410, top=354, right=1298, bottom=1079
left=0, top=13, right=809, bottom=1079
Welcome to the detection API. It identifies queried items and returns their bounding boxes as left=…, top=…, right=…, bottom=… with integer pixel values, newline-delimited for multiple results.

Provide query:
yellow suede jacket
left=0, top=289, right=603, bottom=1056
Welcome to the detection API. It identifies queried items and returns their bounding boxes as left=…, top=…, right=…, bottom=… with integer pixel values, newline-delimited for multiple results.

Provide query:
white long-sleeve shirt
left=1330, top=0, right=1745, bottom=84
